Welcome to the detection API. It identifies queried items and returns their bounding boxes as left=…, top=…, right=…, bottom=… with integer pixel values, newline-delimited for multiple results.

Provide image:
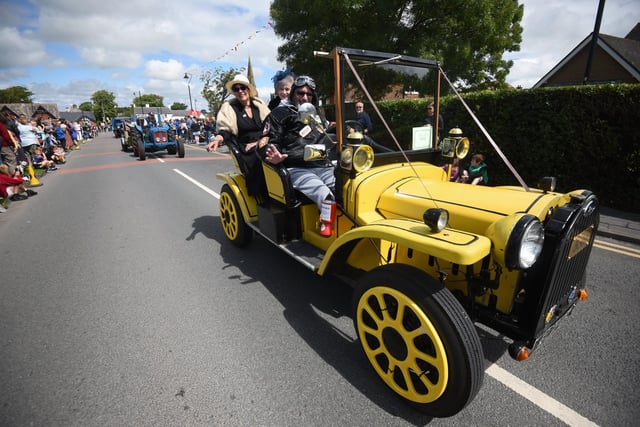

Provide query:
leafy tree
left=0, top=86, right=34, bottom=103
left=270, top=0, right=523, bottom=94
left=90, top=90, right=117, bottom=122
left=133, top=93, right=164, bottom=108
left=115, top=106, right=134, bottom=118
left=78, top=102, right=93, bottom=112
left=200, top=66, right=244, bottom=115
left=171, top=102, right=188, bottom=110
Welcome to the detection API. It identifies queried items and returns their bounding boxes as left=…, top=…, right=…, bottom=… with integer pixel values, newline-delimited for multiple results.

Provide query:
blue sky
left=1, top=0, right=638, bottom=112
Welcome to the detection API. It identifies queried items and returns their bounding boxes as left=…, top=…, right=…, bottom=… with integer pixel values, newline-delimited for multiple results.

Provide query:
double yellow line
left=594, top=239, right=640, bottom=258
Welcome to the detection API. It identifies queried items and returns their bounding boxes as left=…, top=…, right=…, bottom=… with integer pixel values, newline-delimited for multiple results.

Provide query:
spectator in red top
left=0, top=163, right=36, bottom=201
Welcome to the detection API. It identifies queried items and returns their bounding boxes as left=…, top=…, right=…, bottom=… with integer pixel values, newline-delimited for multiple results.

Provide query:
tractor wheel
left=352, top=264, right=484, bottom=417
left=138, top=135, right=146, bottom=161
left=177, top=138, right=185, bottom=158
left=131, top=133, right=139, bottom=156
left=219, top=184, right=252, bottom=247
left=120, top=136, right=128, bottom=152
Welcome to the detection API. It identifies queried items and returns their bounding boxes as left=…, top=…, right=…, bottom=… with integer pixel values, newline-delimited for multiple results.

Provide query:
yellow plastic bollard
left=26, top=164, right=43, bottom=187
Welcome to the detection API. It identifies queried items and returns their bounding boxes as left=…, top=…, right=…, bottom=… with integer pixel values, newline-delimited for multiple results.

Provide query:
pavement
left=598, top=207, right=640, bottom=245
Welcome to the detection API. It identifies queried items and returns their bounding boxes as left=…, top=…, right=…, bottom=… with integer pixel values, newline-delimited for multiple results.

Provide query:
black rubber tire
left=219, top=184, right=252, bottom=247
left=138, top=135, right=146, bottom=161
left=177, top=138, right=185, bottom=158
left=352, top=264, right=484, bottom=417
left=131, top=132, right=140, bottom=156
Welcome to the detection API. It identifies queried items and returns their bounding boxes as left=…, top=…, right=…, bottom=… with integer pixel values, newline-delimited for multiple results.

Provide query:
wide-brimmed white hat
left=225, top=74, right=258, bottom=98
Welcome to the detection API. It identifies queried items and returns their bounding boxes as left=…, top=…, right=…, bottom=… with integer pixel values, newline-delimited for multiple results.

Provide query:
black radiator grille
left=534, top=199, right=599, bottom=336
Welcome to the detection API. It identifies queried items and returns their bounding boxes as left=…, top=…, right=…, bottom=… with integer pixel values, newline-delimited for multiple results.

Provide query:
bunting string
left=210, top=22, right=273, bottom=63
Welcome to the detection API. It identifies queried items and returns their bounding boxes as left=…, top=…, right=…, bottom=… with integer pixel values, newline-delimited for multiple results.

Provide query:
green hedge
left=364, top=84, right=640, bottom=212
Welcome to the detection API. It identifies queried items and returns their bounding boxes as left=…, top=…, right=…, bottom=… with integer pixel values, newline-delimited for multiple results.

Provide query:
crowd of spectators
left=166, top=116, right=216, bottom=144
left=0, top=110, right=96, bottom=213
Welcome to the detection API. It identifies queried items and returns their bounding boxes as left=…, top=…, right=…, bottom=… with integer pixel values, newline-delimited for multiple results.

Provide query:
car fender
left=216, top=172, right=258, bottom=222
left=319, top=218, right=492, bottom=275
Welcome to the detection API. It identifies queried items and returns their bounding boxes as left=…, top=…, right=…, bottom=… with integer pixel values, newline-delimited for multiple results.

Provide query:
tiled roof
left=133, top=107, right=184, bottom=115
left=533, top=22, right=640, bottom=88
left=59, top=111, right=97, bottom=122
left=600, top=33, right=640, bottom=75
left=0, top=103, right=59, bottom=118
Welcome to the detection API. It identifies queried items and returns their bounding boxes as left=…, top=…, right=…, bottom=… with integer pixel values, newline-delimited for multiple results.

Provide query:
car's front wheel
left=352, top=264, right=484, bottom=417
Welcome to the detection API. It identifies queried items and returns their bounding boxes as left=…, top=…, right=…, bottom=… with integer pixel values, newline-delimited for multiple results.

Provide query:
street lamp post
left=184, top=73, right=194, bottom=112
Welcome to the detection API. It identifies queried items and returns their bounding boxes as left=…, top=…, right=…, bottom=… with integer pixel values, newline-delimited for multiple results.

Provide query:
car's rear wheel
left=352, top=264, right=484, bottom=417
left=219, top=184, right=252, bottom=247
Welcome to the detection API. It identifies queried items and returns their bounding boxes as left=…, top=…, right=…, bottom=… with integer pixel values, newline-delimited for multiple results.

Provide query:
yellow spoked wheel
left=219, top=184, right=252, bottom=247
left=357, top=285, right=449, bottom=402
left=352, top=264, right=483, bottom=417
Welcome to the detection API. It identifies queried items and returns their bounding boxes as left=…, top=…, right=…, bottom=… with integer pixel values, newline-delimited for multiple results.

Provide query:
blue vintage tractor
left=128, top=118, right=185, bottom=160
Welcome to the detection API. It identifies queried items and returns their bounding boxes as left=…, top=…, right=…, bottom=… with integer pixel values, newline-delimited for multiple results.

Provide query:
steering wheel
left=345, top=120, right=364, bottom=132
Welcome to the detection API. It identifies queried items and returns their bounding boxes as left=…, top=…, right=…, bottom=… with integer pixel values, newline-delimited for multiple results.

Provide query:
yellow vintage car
left=216, top=47, right=599, bottom=417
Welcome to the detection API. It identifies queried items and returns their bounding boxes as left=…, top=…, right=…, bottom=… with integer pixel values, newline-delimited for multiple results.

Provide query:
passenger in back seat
left=207, top=74, right=270, bottom=196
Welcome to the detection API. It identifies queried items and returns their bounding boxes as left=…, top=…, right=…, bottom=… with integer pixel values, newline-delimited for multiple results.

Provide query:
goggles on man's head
left=294, top=75, right=316, bottom=91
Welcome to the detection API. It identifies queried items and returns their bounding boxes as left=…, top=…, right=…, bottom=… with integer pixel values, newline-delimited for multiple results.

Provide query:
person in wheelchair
left=257, top=75, right=337, bottom=236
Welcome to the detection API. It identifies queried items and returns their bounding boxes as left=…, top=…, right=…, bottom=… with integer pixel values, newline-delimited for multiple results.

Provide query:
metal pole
left=184, top=73, right=194, bottom=112
left=584, top=0, right=606, bottom=84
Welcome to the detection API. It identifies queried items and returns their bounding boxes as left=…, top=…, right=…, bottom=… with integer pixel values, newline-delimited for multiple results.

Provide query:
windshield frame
left=318, top=47, right=442, bottom=155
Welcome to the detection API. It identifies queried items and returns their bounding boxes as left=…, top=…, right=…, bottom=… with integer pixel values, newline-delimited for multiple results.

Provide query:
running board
left=248, top=223, right=324, bottom=272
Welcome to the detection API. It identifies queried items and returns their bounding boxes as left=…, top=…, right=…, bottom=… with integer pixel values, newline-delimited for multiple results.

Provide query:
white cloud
left=0, top=27, right=48, bottom=68
left=142, top=59, right=185, bottom=80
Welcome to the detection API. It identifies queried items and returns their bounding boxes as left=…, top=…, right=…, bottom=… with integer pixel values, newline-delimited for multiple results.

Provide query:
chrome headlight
left=506, top=216, right=545, bottom=269
left=352, top=144, right=374, bottom=172
left=339, top=146, right=353, bottom=170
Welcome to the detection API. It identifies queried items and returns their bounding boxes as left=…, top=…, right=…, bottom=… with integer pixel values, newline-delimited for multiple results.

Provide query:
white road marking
left=173, top=168, right=220, bottom=198
left=486, top=364, right=599, bottom=427
left=175, top=167, right=601, bottom=426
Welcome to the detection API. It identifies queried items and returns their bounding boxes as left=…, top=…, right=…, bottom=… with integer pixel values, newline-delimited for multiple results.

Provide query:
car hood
left=376, top=177, right=560, bottom=235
